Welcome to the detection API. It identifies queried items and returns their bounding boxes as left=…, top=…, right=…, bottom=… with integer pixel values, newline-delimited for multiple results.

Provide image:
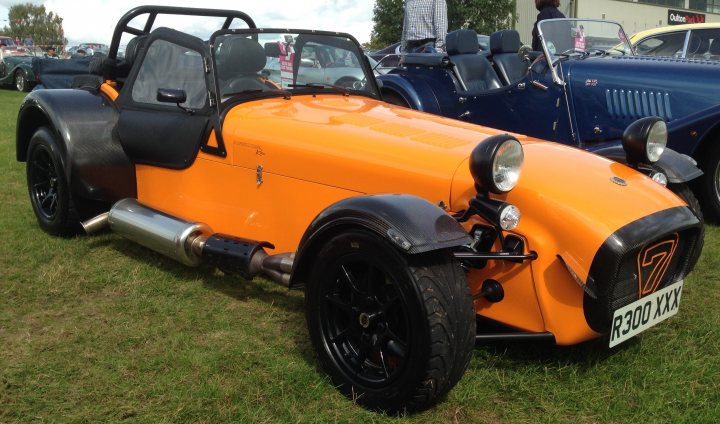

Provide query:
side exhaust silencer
left=82, top=199, right=293, bottom=286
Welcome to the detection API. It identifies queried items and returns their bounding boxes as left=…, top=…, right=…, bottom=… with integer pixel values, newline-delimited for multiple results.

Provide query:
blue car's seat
left=217, top=37, right=267, bottom=96
left=709, top=39, right=720, bottom=60
left=489, top=30, right=527, bottom=85
left=446, top=29, right=501, bottom=92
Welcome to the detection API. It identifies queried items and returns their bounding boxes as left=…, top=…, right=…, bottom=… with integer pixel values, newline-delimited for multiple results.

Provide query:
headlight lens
left=622, top=116, right=667, bottom=164
left=646, top=120, right=667, bottom=163
left=499, top=204, right=521, bottom=230
left=470, top=134, right=525, bottom=194
left=493, top=139, right=524, bottom=193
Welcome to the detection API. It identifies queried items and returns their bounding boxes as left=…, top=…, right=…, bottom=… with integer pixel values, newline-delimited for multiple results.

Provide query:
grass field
left=0, top=88, right=718, bottom=423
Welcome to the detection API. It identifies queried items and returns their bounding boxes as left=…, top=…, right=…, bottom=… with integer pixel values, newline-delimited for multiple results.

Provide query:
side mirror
left=156, top=88, right=187, bottom=104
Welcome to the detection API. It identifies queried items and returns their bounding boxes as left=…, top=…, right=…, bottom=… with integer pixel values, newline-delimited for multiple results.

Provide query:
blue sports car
left=378, top=19, right=720, bottom=220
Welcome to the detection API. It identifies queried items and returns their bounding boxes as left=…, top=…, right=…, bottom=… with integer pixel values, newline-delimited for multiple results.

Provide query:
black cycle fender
left=290, top=194, right=471, bottom=288
left=591, top=144, right=703, bottom=184
left=16, top=89, right=136, bottom=202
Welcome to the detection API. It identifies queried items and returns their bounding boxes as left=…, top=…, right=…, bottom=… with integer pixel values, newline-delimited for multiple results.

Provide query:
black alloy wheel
left=306, top=230, right=475, bottom=413
left=26, top=127, right=80, bottom=236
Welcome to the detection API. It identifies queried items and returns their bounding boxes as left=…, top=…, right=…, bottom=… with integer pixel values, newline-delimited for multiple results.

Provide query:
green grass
left=1, top=88, right=719, bottom=423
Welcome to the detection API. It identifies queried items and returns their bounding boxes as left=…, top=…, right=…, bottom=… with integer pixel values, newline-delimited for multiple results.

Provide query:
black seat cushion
left=446, top=29, right=501, bottom=92
left=489, top=30, right=527, bottom=85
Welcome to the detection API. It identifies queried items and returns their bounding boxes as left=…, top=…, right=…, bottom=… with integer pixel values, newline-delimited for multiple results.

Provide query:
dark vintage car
left=377, top=18, right=720, bottom=220
left=369, top=34, right=489, bottom=68
left=15, top=6, right=703, bottom=412
left=0, top=48, right=38, bottom=91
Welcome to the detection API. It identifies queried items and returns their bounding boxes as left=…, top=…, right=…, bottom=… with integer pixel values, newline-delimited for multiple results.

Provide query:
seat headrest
left=124, top=35, right=147, bottom=67
left=490, top=30, right=521, bottom=55
left=709, top=39, right=720, bottom=55
left=222, top=37, right=266, bottom=74
left=446, top=29, right=479, bottom=55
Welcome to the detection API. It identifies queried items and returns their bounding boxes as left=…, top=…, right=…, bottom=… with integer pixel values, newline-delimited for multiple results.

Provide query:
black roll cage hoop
left=108, top=5, right=257, bottom=60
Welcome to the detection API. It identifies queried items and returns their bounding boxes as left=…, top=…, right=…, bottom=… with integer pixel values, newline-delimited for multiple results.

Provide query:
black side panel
left=117, top=109, right=209, bottom=169
left=290, top=194, right=471, bottom=288
left=16, top=89, right=136, bottom=203
left=583, top=206, right=702, bottom=333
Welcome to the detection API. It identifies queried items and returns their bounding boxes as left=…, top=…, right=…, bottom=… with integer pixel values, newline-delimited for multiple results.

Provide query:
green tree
left=7, top=3, right=65, bottom=49
left=370, top=0, right=404, bottom=49
left=369, top=0, right=516, bottom=49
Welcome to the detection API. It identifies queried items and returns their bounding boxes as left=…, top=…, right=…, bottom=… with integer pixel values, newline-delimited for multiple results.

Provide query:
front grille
left=583, top=208, right=702, bottom=333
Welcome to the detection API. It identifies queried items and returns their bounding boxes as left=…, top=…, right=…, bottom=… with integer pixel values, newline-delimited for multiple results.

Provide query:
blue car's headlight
left=622, top=117, right=667, bottom=164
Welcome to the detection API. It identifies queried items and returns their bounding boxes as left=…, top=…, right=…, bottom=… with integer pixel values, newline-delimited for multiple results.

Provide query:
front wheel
left=305, top=230, right=475, bottom=412
left=695, top=143, right=720, bottom=222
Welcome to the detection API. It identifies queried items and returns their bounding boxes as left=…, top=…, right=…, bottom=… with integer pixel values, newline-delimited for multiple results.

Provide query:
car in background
left=0, top=48, right=38, bottom=91
left=630, top=23, right=720, bottom=60
left=378, top=19, right=720, bottom=220
left=67, top=42, right=110, bottom=57
left=368, top=33, right=489, bottom=68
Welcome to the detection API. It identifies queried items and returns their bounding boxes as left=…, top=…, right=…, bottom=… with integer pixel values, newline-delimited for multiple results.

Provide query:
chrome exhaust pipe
left=81, top=212, right=110, bottom=235
left=81, top=199, right=295, bottom=285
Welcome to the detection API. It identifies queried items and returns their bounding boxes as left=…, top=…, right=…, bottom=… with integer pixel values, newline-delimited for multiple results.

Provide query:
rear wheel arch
left=381, top=87, right=412, bottom=108
left=16, top=104, right=56, bottom=163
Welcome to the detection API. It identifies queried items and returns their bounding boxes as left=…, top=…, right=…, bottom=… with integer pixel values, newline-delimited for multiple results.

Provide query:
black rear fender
left=289, top=194, right=471, bottom=288
left=16, top=89, right=136, bottom=202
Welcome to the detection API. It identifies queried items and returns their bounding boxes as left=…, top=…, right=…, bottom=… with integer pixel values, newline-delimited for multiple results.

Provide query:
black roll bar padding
left=108, top=5, right=257, bottom=59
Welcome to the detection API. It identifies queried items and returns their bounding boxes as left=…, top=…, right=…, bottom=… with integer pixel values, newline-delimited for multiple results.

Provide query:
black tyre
left=15, top=69, right=30, bottom=92
left=305, top=230, right=475, bottom=413
left=695, top=143, right=720, bottom=222
left=26, top=127, right=80, bottom=236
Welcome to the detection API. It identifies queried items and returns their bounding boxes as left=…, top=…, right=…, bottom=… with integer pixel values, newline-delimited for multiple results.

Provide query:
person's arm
left=434, top=0, right=448, bottom=51
left=400, top=2, right=409, bottom=53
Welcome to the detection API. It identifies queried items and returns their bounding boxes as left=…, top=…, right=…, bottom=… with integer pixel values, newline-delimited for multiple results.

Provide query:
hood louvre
left=606, top=89, right=672, bottom=121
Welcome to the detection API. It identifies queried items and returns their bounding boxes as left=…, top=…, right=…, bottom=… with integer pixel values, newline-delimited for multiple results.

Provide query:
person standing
left=532, top=0, right=565, bottom=51
left=401, top=0, right=448, bottom=53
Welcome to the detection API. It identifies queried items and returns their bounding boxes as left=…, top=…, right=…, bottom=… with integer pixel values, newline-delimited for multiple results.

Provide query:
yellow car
left=630, top=22, right=720, bottom=60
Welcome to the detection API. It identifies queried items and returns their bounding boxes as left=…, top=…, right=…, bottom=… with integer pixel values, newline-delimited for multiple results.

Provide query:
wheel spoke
left=33, top=180, right=50, bottom=189
left=385, top=331, right=407, bottom=359
left=340, top=264, right=364, bottom=295
left=379, top=295, right=399, bottom=313
left=329, top=327, right=351, bottom=344
left=324, top=293, right=356, bottom=317
left=378, top=347, right=390, bottom=378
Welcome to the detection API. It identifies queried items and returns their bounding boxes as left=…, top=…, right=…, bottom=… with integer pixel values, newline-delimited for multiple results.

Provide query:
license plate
left=609, top=280, right=683, bottom=348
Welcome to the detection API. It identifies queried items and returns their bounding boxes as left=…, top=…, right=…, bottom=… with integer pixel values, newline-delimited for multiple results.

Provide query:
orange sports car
left=15, top=6, right=703, bottom=412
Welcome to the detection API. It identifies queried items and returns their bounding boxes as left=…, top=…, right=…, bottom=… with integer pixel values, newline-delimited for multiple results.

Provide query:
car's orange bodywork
left=120, top=89, right=685, bottom=345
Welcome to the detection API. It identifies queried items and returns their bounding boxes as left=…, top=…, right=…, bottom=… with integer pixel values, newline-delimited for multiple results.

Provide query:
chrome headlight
left=622, top=117, right=667, bottom=164
left=470, top=134, right=524, bottom=194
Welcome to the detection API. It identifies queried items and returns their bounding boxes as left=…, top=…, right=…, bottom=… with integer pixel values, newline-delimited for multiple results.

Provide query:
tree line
left=370, top=0, right=516, bottom=49
left=1, top=3, right=66, bottom=49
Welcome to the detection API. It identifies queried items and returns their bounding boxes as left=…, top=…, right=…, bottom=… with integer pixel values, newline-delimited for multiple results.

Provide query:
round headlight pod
left=646, top=120, right=667, bottom=163
left=470, top=134, right=524, bottom=194
left=499, top=204, right=521, bottom=231
left=622, top=116, right=668, bottom=164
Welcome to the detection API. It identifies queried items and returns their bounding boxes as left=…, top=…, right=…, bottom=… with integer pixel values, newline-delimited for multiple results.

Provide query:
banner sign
left=668, top=9, right=706, bottom=25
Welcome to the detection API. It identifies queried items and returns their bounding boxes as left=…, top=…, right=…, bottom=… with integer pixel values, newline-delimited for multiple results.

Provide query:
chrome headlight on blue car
left=622, top=117, right=667, bottom=164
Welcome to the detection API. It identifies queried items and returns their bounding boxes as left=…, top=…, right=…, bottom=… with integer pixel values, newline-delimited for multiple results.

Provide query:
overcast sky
left=0, top=0, right=376, bottom=45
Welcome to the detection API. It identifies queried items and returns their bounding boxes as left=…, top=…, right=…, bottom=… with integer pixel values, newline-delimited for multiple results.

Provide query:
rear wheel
left=26, top=127, right=80, bottom=236
left=305, top=230, right=475, bottom=413
left=15, top=69, right=30, bottom=92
